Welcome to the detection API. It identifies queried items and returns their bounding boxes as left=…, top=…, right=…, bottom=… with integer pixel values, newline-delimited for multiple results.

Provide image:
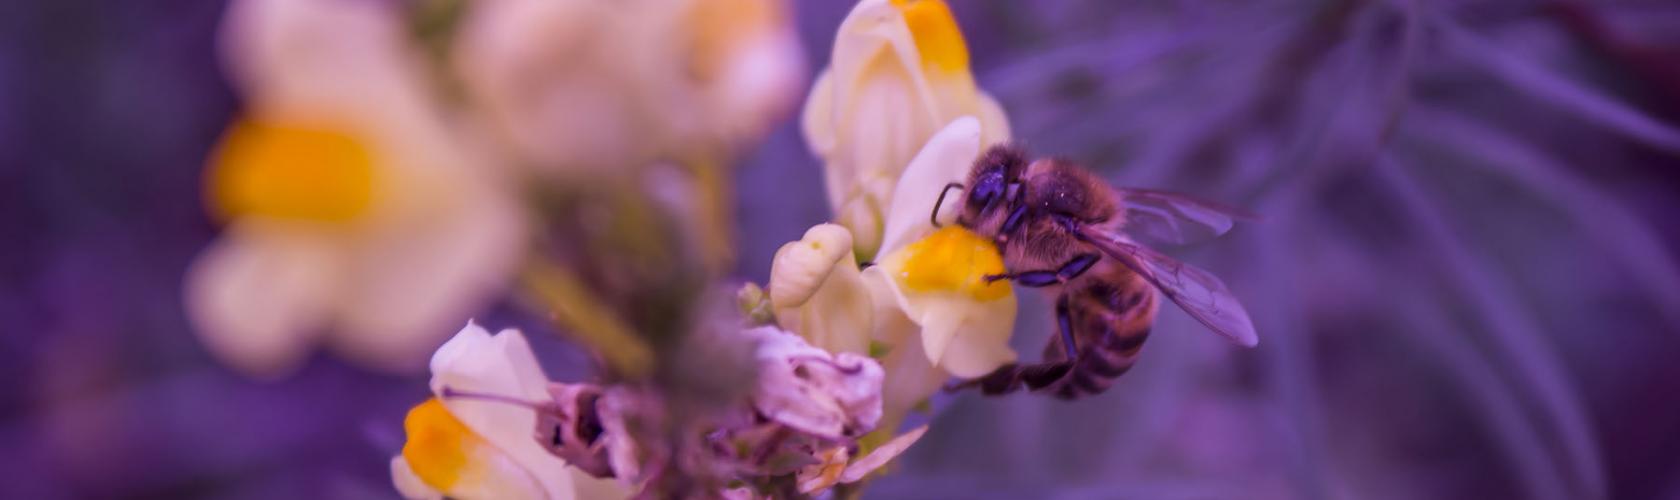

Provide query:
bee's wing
left=1079, top=226, right=1260, bottom=347
left=1114, top=187, right=1255, bottom=246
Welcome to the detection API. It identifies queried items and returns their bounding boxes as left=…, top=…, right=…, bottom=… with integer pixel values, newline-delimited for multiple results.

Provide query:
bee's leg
left=1018, top=362, right=1074, bottom=390
left=943, top=365, right=1022, bottom=394
left=1055, top=294, right=1078, bottom=360
left=1000, top=293, right=1082, bottom=391
left=985, top=253, right=1101, bottom=288
left=946, top=297, right=1081, bottom=396
left=944, top=362, right=1074, bottom=396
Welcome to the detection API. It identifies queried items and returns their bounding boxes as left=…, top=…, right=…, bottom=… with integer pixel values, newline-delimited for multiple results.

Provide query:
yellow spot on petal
left=891, top=0, right=970, bottom=73
left=207, top=118, right=377, bottom=223
left=895, top=226, right=1009, bottom=301
left=401, top=398, right=479, bottom=492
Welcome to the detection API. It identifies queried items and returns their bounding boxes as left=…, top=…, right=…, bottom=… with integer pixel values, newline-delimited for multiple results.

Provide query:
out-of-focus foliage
left=4, top=0, right=1680, bottom=499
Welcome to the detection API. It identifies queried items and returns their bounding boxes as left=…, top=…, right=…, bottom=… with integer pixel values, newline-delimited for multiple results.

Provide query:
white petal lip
left=861, top=262, right=1017, bottom=379
left=429, top=324, right=578, bottom=500
left=390, top=456, right=444, bottom=500
left=184, top=225, right=339, bottom=379
left=331, top=171, right=526, bottom=373
left=876, top=116, right=982, bottom=257
left=866, top=308, right=949, bottom=419
left=907, top=293, right=1017, bottom=378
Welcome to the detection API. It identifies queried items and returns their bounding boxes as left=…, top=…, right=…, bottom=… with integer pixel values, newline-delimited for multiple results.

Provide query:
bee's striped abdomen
left=1048, top=269, right=1159, bottom=399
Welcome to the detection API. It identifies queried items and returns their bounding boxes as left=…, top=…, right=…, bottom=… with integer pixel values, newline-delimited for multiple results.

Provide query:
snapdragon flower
left=455, top=0, right=805, bottom=176
left=392, top=323, right=623, bottom=500
left=803, top=0, right=1010, bottom=259
left=186, top=0, right=524, bottom=377
left=771, top=117, right=1017, bottom=441
left=392, top=323, right=917, bottom=498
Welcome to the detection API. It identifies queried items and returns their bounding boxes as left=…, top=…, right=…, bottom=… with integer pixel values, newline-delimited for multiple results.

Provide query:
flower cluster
left=185, top=0, right=804, bottom=378
left=185, top=0, right=1019, bottom=497
left=768, top=0, right=1020, bottom=446
left=770, top=118, right=1018, bottom=438
left=389, top=0, right=1016, bottom=496
left=393, top=323, right=924, bottom=499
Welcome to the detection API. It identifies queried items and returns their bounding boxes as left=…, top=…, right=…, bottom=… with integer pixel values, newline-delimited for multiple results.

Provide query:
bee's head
left=966, top=145, right=1027, bottom=215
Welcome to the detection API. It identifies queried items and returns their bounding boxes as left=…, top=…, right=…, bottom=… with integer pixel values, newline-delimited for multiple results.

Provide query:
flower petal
left=568, top=468, right=630, bottom=500
left=975, top=92, right=1012, bottom=148
left=839, top=425, right=929, bottom=483
left=746, top=326, right=885, bottom=439
left=390, top=456, right=445, bottom=500
left=184, top=223, right=341, bottom=378
left=864, top=226, right=1018, bottom=379
left=398, top=398, right=551, bottom=500
left=770, top=225, right=874, bottom=355
left=876, top=116, right=982, bottom=257
left=868, top=308, right=950, bottom=422
left=801, top=69, right=839, bottom=161
left=796, top=447, right=850, bottom=493
left=428, top=324, right=577, bottom=500
left=769, top=224, right=855, bottom=309
left=332, top=168, right=525, bottom=372
left=909, top=293, right=1017, bottom=378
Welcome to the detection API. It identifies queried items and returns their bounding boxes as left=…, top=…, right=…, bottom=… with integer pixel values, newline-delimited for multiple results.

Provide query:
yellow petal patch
left=207, top=118, right=377, bottom=223
left=890, top=0, right=970, bottom=73
left=893, top=226, right=1009, bottom=301
left=401, top=398, right=479, bottom=492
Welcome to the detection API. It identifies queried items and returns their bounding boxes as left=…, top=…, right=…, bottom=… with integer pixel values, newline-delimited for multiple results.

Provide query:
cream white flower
left=861, top=116, right=1016, bottom=418
left=185, top=0, right=524, bottom=378
left=392, top=323, right=627, bottom=500
left=768, top=224, right=873, bottom=356
left=770, top=117, right=1016, bottom=435
left=803, top=0, right=1010, bottom=259
left=455, top=0, right=805, bottom=176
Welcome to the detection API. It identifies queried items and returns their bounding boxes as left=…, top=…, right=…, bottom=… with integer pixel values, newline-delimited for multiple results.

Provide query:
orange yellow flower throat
left=895, top=226, right=1010, bottom=301
left=401, top=398, right=477, bottom=491
left=207, top=118, right=378, bottom=223
left=890, top=0, right=970, bottom=73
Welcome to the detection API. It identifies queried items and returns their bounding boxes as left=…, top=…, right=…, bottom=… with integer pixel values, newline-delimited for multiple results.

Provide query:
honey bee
left=943, top=145, right=1259, bottom=399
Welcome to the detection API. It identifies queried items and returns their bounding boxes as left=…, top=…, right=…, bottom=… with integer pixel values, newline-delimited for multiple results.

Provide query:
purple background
left=4, top=0, right=1680, bottom=498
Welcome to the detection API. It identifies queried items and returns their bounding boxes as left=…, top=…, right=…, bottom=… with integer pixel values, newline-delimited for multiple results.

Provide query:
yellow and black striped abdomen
left=1044, top=264, right=1160, bottom=399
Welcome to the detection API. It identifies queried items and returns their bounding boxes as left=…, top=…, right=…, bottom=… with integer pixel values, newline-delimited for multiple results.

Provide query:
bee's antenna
left=440, top=386, right=548, bottom=410
left=932, top=182, right=964, bottom=228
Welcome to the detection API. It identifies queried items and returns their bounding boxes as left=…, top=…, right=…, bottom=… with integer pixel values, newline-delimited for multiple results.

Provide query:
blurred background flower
left=5, top=0, right=1680, bottom=499
left=456, top=0, right=805, bottom=177
left=188, top=0, right=526, bottom=378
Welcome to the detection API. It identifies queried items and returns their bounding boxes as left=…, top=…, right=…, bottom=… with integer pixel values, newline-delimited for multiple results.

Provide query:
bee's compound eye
left=970, top=171, right=1005, bottom=206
